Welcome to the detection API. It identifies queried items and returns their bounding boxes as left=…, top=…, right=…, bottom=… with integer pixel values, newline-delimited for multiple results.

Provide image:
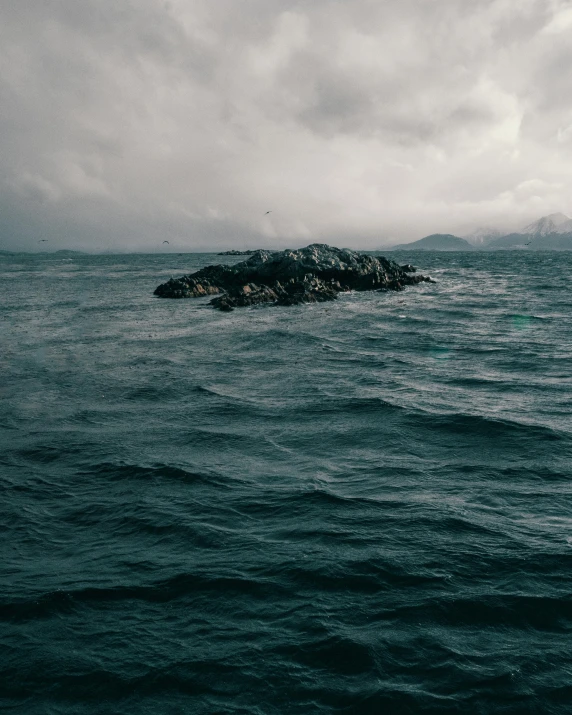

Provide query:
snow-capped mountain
left=387, top=212, right=572, bottom=252
left=484, top=212, right=572, bottom=249
left=520, top=212, right=571, bottom=236
left=462, top=227, right=504, bottom=246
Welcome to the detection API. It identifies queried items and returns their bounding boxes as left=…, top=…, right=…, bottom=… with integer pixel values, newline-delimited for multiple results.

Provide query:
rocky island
left=217, top=249, right=260, bottom=255
left=154, top=243, right=434, bottom=311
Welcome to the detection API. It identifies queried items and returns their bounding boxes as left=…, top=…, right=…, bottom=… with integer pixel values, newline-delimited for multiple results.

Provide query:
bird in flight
left=264, top=211, right=272, bottom=215
left=39, top=239, right=48, bottom=242
left=163, top=240, right=169, bottom=244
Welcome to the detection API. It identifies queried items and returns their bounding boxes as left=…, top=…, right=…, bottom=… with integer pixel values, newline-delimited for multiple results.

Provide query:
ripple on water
left=1, top=251, right=572, bottom=713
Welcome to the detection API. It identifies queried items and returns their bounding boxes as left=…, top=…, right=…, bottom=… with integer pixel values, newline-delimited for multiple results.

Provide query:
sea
left=1, top=249, right=571, bottom=714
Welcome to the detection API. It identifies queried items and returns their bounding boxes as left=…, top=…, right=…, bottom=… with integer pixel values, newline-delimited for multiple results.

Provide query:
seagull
left=525, top=242, right=531, bottom=245
left=264, top=211, right=272, bottom=215
left=163, top=240, right=169, bottom=244
left=39, top=239, right=48, bottom=242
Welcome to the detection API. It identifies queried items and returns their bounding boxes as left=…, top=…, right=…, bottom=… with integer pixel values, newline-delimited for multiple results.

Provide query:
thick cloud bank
left=1, top=0, right=571, bottom=250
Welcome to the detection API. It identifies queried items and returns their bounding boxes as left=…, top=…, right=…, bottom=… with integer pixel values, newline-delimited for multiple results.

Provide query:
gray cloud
left=0, top=0, right=571, bottom=251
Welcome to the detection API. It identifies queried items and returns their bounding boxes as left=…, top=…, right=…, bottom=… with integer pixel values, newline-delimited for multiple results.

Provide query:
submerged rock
left=154, top=244, right=434, bottom=309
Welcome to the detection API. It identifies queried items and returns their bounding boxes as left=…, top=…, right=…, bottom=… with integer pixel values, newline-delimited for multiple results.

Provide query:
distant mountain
left=521, top=212, right=571, bottom=237
left=487, top=232, right=572, bottom=250
left=483, top=212, right=572, bottom=249
left=531, top=233, right=572, bottom=249
left=486, top=233, right=534, bottom=249
left=388, top=234, right=474, bottom=251
left=462, top=226, right=504, bottom=246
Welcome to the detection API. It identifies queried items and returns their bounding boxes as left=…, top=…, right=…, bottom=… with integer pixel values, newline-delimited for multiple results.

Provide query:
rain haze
left=1, top=0, right=571, bottom=251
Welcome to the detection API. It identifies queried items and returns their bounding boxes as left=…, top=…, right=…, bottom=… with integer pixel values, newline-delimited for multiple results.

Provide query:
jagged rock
left=276, top=276, right=343, bottom=306
left=153, top=264, right=233, bottom=299
left=153, top=244, right=433, bottom=309
left=210, top=283, right=282, bottom=310
left=217, top=249, right=261, bottom=255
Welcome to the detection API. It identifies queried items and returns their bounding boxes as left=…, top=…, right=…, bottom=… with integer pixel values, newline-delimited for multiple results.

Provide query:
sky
left=1, top=0, right=572, bottom=251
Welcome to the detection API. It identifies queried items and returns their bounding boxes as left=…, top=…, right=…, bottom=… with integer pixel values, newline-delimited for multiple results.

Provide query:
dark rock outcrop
left=154, top=244, right=434, bottom=310
left=217, top=249, right=261, bottom=255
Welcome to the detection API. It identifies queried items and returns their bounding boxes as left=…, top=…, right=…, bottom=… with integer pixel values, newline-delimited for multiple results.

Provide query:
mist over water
left=1, top=250, right=571, bottom=714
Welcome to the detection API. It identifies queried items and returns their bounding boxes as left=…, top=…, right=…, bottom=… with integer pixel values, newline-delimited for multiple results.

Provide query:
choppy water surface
left=1, top=250, right=571, bottom=714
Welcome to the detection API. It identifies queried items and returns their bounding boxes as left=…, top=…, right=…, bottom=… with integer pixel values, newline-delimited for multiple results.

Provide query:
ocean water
left=1, top=249, right=571, bottom=714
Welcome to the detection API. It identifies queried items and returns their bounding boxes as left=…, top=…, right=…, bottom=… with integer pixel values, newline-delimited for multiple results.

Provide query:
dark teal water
left=1, top=250, right=571, bottom=714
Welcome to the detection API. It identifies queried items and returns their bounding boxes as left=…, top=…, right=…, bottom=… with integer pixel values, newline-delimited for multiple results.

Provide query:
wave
left=377, top=593, right=572, bottom=631
left=78, top=462, right=226, bottom=487
left=0, top=661, right=244, bottom=700
left=12, top=567, right=569, bottom=629
left=289, top=394, right=569, bottom=443
left=0, top=571, right=285, bottom=621
left=418, top=412, right=568, bottom=441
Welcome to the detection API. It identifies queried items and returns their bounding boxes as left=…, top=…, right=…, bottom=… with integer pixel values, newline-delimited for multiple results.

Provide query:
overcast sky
left=1, top=0, right=571, bottom=251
